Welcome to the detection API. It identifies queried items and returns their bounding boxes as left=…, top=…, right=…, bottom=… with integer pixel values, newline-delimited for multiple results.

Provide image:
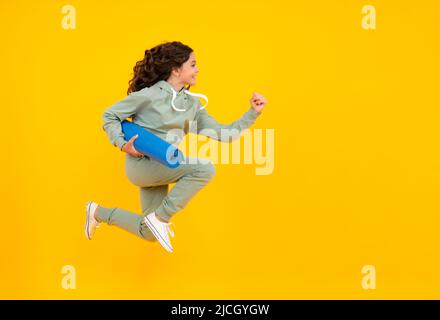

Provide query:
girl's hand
left=122, top=134, right=144, bottom=157
left=250, top=92, right=267, bottom=113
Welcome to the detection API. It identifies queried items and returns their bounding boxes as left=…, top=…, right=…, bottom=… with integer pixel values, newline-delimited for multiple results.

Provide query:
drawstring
left=170, top=87, right=208, bottom=112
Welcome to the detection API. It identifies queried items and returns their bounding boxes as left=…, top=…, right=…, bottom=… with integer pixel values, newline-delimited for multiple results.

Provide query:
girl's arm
left=102, top=91, right=150, bottom=150
left=194, top=101, right=262, bottom=142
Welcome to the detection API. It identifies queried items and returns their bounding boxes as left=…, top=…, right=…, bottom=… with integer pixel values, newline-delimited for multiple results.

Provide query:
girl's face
left=175, top=52, right=199, bottom=86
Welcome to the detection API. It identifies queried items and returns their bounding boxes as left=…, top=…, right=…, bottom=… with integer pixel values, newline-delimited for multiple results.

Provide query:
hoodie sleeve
left=194, top=101, right=262, bottom=142
left=102, top=91, right=150, bottom=150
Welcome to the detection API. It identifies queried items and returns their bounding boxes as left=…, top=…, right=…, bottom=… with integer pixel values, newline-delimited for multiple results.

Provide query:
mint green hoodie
left=102, top=80, right=262, bottom=151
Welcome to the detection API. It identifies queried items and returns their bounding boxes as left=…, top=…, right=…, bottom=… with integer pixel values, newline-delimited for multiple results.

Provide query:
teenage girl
left=85, top=41, right=267, bottom=253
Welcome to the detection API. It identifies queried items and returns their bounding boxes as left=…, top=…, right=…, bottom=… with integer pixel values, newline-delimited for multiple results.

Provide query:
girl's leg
left=126, top=156, right=216, bottom=223
left=96, top=185, right=168, bottom=241
left=138, top=185, right=169, bottom=240
left=140, top=185, right=169, bottom=213
left=152, top=162, right=215, bottom=222
left=96, top=206, right=144, bottom=239
left=96, top=154, right=215, bottom=241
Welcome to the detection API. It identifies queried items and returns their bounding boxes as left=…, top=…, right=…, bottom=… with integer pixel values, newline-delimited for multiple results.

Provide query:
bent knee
left=197, top=161, right=216, bottom=180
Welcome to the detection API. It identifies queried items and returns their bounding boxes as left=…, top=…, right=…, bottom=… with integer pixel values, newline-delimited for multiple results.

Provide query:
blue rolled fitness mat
left=121, top=120, right=184, bottom=169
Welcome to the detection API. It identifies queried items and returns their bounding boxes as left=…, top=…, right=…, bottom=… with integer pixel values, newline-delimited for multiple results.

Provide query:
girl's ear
left=171, top=66, right=182, bottom=77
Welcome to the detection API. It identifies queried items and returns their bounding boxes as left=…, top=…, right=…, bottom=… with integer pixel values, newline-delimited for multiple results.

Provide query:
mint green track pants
left=96, top=154, right=216, bottom=241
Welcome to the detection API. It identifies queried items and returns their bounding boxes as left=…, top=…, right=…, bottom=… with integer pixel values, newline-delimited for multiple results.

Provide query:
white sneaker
left=143, top=212, right=175, bottom=253
left=85, top=201, right=100, bottom=240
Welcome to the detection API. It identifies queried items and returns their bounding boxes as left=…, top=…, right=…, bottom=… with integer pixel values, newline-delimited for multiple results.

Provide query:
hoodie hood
left=156, top=80, right=208, bottom=112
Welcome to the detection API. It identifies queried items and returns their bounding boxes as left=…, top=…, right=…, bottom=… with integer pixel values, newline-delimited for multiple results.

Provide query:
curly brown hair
left=127, top=41, right=194, bottom=95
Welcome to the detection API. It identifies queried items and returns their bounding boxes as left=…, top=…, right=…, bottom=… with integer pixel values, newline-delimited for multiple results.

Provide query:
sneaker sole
left=85, top=201, right=92, bottom=240
left=144, top=216, right=173, bottom=253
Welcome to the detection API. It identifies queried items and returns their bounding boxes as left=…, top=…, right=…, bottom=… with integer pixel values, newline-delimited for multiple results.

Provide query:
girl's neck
left=166, top=79, right=186, bottom=92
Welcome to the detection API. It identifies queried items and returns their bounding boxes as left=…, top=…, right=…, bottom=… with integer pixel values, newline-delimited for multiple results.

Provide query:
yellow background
left=1, top=0, right=439, bottom=299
